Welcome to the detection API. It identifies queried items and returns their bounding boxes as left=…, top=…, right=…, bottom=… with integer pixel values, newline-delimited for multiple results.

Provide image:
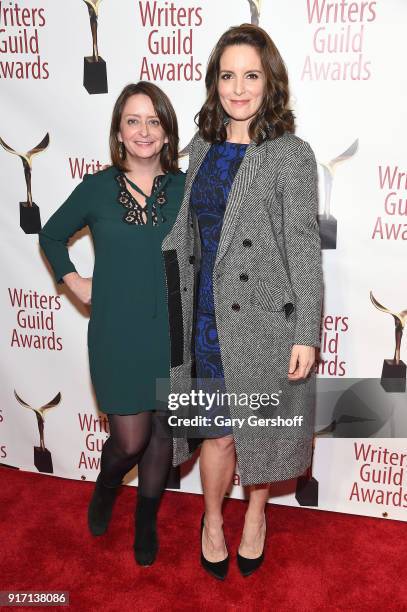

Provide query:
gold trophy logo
left=247, top=0, right=262, bottom=25
left=318, top=139, right=358, bottom=249
left=83, top=0, right=108, bottom=94
left=370, top=291, right=407, bottom=392
left=14, top=390, right=62, bottom=473
left=0, top=134, right=49, bottom=234
left=295, top=436, right=318, bottom=506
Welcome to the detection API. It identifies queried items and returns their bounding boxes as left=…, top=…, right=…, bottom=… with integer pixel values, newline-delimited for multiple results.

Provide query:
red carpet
left=1, top=466, right=406, bottom=611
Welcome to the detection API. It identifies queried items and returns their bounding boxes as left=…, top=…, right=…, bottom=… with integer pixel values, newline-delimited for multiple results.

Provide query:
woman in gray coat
left=162, top=24, right=323, bottom=579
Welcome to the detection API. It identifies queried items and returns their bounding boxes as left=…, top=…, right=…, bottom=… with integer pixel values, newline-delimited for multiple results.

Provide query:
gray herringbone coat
left=161, top=131, right=323, bottom=486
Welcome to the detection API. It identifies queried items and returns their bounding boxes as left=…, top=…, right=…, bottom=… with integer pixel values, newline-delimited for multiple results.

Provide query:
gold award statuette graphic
left=0, top=134, right=49, bottom=234
left=295, top=436, right=318, bottom=507
left=370, top=291, right=407, bottom=393
left=14, top=390, right=62, bottom=473
left=247, top=0, right=262, bottom=25
left=295, top=406, right=383, bottom=507
left=318, top=139, right=358, bottom=250
left=83, top=0, right=108, bottom=94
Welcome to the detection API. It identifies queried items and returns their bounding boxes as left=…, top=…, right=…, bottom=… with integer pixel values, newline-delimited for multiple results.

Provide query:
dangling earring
left=119, top=142, right=125, bottom=159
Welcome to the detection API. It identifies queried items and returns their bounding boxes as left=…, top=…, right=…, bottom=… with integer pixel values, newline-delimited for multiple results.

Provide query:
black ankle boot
left=134, top=495, right=161, bottom=566
left=87, top=473, right=121, bottom=536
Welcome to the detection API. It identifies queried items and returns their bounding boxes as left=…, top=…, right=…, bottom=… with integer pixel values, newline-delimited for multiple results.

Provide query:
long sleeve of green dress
left=39, top=175, right=93, bottom=283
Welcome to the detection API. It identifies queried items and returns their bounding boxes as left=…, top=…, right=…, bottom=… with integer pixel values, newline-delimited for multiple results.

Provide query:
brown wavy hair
left=110, top=82, right=179, bottom=173
left=197, top=24, right=295, bottom=143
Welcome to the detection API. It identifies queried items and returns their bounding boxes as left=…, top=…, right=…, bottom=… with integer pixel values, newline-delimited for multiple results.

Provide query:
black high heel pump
left=236, top=520, right=266, bottom=577
left=200, top=514, right=229, bottom=580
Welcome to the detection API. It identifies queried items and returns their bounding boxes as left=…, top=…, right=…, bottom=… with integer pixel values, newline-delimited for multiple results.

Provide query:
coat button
left=239, top=273, right=248, bottom=282
left=243, top=239, right=252, bottom=247
left=183, top=287, right=187, bottom=292
left=231, top=303, right=240, bottom=311
left=189, top=255, right=195, bottom=264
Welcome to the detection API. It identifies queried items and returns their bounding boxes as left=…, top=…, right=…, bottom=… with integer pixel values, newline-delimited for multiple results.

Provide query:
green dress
left=39, top=166, right=185, bottom=415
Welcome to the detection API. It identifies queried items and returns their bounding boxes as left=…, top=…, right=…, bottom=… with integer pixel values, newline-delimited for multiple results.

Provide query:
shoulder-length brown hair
left=197, top=24, right=295, bottom=144
left=110, top=81, right=179, bottom=173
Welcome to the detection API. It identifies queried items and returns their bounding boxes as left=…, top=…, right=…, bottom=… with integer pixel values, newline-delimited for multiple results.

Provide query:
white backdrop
left=1, top=0, right=406, bottom=522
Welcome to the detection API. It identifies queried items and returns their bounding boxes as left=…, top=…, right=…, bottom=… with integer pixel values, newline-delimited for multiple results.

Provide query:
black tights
left=100, top=410, right=172, bottom=498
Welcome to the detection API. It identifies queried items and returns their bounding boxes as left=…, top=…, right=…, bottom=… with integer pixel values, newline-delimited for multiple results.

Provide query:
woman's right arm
left=39, top=176, right=93, bottom=305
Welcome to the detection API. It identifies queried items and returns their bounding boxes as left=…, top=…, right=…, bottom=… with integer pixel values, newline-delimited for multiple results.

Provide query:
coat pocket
left=253, top=280, right=296, bottom=320
left=163, top=250, right=184, bottom=367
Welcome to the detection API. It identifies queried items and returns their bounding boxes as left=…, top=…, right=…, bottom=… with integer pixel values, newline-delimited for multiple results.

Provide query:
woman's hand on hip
left=63, top=272, right=92, bottom=305
left=288, top=345, right=316, bottom=380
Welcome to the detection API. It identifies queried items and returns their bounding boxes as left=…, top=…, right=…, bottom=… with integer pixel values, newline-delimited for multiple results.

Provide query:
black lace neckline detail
left=115, top=173, right=168, bottom=226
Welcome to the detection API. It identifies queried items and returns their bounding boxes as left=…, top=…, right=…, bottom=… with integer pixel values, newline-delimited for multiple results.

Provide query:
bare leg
left=239, top=485, right=269, bottom=558
left=199, top=435, right=235, bottom=562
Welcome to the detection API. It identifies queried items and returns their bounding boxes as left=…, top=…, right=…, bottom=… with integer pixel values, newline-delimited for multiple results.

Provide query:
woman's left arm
left=281, top=139, right=323, bottom=379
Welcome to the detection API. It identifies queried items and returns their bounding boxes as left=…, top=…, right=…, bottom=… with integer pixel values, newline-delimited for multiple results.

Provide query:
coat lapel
left=162, top=134, right=266, bottom=259
left=162, top=134, right=210, bottom=251
left=184, top=135, right=211, bottom=195
left=215, top=141, right=266, bottom=266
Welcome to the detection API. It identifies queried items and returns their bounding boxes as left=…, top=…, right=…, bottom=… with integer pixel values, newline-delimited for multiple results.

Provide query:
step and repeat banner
left=1, top=0, right=406, bottom=522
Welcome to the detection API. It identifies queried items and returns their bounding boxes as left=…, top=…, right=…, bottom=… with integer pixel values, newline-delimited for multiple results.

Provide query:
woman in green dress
left=39, top=82, right=185, bottom=566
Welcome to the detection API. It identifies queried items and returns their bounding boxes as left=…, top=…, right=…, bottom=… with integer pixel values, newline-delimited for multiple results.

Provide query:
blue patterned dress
left=190, top=141, right=248, bottom=437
